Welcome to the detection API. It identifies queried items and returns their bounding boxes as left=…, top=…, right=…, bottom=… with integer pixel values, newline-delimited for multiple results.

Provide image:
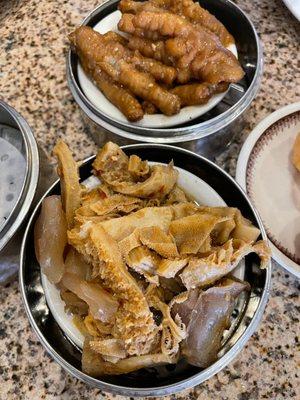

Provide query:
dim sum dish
left=70, top=0, right=244, bottom=127
left=34, top=142, right=269, bottom=375
left=21, top=143, right=271, bottom=395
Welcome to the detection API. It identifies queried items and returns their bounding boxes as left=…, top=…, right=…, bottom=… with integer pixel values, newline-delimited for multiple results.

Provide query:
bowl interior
left=21, top=146, right=269, bottom=394
left=69, top=0, right=259, bottom=134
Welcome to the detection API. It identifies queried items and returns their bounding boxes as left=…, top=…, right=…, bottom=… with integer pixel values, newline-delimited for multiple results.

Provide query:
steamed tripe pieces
left=34, top=141, right=270, bottom=377
left=292, top=133, right=300, bottom=172
left=92, top=141, right=178, bottom=198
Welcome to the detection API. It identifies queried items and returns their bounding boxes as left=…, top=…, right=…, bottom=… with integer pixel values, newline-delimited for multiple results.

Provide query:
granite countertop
left=0, top=0, right=300, bottom=399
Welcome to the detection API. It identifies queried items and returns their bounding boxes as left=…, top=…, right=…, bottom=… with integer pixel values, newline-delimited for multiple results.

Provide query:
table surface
left=0, top=0, right=299, bottom=399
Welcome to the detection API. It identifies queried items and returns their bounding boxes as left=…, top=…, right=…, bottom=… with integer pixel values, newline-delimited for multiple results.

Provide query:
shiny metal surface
left=0, top=100, right=39, bottom=253
left=20, top=145, right=271, bottom=396
left=67, top=0, right=263, bottom=155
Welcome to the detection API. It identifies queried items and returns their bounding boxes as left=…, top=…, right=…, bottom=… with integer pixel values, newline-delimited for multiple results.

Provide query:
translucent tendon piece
left=172, top=278, right=249, bottom=368
left=82, top=338, right=175, bottom=376
left=167, top=0, right=235, bottom=46
left=53, top=140, right=82, bottom=229
left=34, top=195, right=67, bottom=284
left=65, top=248, right=90, bottom=279
left=68, top=224, right=157, bottom=355
left=139, top=226, right=179, bottom=258
left=61, top=272, right=119, bottom=323
left=90, top=194, right=144, bottom=216
left=169, top=213, right=230, bottom=255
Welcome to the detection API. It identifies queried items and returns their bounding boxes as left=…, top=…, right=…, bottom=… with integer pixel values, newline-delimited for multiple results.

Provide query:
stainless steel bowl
left=0, top=100, right=39, bottom=253
left=20, top=144, right=271, bottom=396
left=67, top=0, right=263, bottom=157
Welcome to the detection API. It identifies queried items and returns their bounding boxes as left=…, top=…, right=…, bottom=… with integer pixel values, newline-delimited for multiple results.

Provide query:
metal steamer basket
left=67, top=0, right=263, bottom=158
left=20, top=144, right=271, bottom=397
left=0, top=101, right=56, bottom=284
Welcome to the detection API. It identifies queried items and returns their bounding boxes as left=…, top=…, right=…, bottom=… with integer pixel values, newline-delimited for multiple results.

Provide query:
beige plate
left=236, top=102, right=300, bottom=278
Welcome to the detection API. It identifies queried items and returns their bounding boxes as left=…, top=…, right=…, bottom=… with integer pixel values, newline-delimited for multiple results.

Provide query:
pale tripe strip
left=180, top=239, right=270, bottom=289
left=100, top=206, right=174, bottom=242
left=139, top=226, right=179, bottom=258
left=53, top=140, right=82, bottom=228
left=68, top=223, right=157, bottom=356
left=169, top=213, right=230, bottom=255
left=82, top=338, right=175, bottom=376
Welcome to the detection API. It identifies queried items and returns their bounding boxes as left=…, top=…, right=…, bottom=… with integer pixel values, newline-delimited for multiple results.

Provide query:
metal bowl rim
left=66, top=0, right=263, bottom=142
left=0, top=100, right=39, bottom=252
left=19, top=144, right=271, bottom=396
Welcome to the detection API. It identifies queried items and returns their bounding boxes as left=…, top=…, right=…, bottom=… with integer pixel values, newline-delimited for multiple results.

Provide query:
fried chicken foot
left=170, top=82, right=229, bottom=106
left=122, top=0, right=234, bottom=46
left=81, top=58, right=144, bottom=122
left=132, top=11, right=244, bottom=83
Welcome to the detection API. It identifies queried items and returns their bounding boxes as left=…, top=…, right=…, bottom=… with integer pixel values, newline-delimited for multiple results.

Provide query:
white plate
left=236, top=102, right=300, bottom=278
left=77, top=10, right=238, bottom=128
left=282, top=0, right=300, bottom=21
left=42, top=163, right=246, bottom=348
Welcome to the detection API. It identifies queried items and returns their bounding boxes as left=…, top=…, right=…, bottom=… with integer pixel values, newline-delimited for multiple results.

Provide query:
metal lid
left=0, top=101, right=39, bottom=252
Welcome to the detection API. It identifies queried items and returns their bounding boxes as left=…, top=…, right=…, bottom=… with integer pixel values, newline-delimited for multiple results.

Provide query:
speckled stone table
left=0, top=1, right=300, bottom=399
